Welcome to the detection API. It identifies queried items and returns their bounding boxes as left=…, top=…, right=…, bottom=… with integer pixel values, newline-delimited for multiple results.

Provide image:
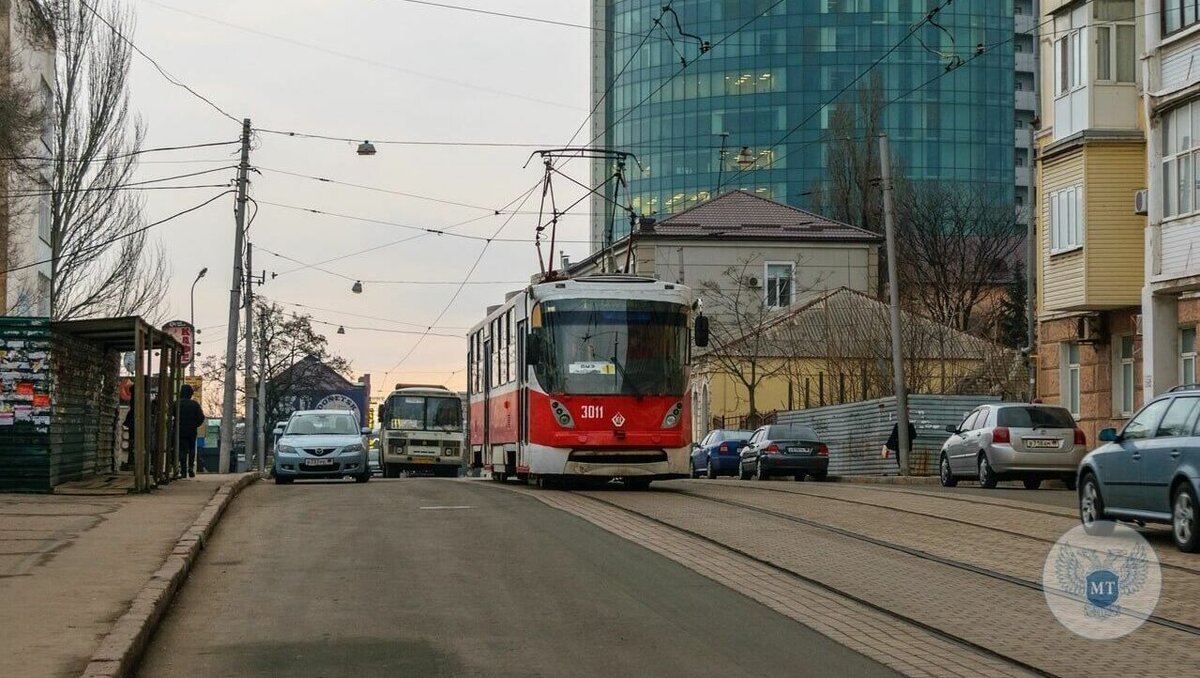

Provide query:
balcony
left=1015, top=89, right=1036, bottom=113
left=1015, top=164, right=1032, bottom=190
left=1015, top=12, right=1036, bottom=35
left=1015, top=51, right=1035, bottom=75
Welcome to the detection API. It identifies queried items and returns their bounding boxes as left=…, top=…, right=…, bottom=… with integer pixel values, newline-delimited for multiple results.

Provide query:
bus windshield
left=385, top=395, right=462, bottom=431
left=532, top=298, right=687, bottom=396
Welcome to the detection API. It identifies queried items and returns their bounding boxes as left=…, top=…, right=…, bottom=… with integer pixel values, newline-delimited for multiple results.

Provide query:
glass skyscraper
left=589, top=0, right=1016, bottom=247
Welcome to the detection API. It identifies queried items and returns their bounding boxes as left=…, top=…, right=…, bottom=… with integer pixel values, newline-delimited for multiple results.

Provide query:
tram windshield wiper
left=609, top=352, right=643, bottom=398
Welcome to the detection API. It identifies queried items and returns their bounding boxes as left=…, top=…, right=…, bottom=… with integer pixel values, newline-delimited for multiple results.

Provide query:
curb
left=79, top=473, right=260, bottom=678
left=828, top=475, right=939, bottom=486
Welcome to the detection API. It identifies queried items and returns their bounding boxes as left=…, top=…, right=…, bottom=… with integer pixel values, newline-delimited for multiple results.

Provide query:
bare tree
left=699, top=255, right=820, bottom=427
left=810, top=73, right=886, bottom=239
left=44, top=0, right=169, bottom=321
left=893, top=182, right=1026, bottom=336
left=202, top=300, right=352, bottom=444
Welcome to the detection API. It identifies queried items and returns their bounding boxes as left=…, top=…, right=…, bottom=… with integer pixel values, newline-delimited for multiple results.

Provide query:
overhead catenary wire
left=384, top=0, right=672, bottom=41
left=271, top=299, right=471, bottom=331
left=142, top=0, right=582, bottom=111
left=79, top=0, right=241, bottom=124
left=0, top=139, right=240, bottom=164
left=0, top=190, right=234, bottom=276
left=2, top=165, right=238, bottom=199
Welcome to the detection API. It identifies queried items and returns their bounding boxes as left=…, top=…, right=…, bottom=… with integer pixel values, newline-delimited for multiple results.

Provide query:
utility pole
left=220, top=118, right=251, bottom=474
left=1026, top=126, right=1037, bottom=402
left=879, top=134, right=910, bottom=475
left=244, top=242, right=256, bottom=471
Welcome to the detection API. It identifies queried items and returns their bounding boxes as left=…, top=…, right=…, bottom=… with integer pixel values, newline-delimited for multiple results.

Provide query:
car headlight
left=341, top=444, right=365, bottom=454
left=276, top=445, right=298, bottom=455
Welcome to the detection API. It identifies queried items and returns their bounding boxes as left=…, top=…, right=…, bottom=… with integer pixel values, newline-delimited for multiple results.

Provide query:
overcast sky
left=127, top=0, right=594, bottom=396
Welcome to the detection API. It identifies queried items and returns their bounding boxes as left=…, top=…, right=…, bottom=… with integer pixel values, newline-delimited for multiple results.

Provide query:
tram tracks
left=681, top=482, right=1200, bottom=578
left=568, top=489, right=1058, bottom=678
left=658, top=486, right=1200, bottom=637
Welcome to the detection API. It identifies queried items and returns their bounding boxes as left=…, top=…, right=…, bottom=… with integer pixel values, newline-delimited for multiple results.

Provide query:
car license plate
left=303, top=458, right=334, bottom=467
left=1025, top=438, right=1061, bottom=450
left=412, top=457, right=434, bottom=464
left=788, top=446, right=811, bottom=455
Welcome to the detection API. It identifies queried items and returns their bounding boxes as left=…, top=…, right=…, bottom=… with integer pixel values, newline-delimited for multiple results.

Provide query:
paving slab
left=0, top=475, right=243, bottom=678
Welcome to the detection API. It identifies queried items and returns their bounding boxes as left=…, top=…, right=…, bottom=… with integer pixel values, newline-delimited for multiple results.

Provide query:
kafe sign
left=162, top=320, right=195, bottom=366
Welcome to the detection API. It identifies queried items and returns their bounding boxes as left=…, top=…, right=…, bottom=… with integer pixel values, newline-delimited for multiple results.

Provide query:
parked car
left=738, top=424, right=829, bottom=481
left=690, top=429, right=754, bottom=478
left=1078, top=388, right=1200, bottom=552
left=273, top=410, right=372, bottom=484
left=938, top=403, right=1086, bottom=490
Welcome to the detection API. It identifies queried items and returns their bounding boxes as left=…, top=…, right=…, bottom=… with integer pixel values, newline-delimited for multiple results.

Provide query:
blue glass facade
left=592, top=0, right=1015, bottom=243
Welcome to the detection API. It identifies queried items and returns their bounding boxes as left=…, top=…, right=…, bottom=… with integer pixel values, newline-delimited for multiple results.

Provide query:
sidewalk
left=0, top=474, right=247, bottom=678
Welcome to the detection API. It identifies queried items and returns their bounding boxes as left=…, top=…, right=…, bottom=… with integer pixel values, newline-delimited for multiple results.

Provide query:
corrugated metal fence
left=776, top=395, right=1002, bottom=476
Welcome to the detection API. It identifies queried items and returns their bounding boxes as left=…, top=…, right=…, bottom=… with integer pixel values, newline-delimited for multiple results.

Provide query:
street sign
left=162, top=320, right=195, bottom=366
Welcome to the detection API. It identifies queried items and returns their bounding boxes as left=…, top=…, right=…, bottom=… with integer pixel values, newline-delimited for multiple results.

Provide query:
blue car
left=690, top=429, right=754, bottom=479
left=1078, top=387, right=1200, bottom=552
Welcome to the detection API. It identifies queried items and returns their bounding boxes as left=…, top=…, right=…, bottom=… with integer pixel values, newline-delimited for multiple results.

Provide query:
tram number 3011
left=580, top=405, right=605, bottom=419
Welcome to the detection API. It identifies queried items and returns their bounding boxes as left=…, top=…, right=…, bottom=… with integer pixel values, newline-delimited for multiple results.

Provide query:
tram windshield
left=532, top=298, right=687, bottom=396
left=384, top=395, right=462, bottom=431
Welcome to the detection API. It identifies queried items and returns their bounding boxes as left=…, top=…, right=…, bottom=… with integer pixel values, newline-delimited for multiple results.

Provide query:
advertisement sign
left=162, top=320, right=195, bottom=366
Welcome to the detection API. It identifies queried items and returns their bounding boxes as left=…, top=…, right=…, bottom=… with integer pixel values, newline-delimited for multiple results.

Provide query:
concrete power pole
left=879, top=134, right=911, bottom=475
left=219, top=118, right=252, bottom=474
left=244, top=241, right=256, bottom=471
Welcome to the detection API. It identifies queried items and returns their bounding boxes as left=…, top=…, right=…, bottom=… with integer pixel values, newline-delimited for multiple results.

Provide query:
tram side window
left=505, top=308, right=514, bottom=384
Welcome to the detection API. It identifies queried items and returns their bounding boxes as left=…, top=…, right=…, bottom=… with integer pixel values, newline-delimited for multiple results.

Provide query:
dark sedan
left=690, top=429, right=754, bottom=478
left=739, top=424, right=829, bottom=481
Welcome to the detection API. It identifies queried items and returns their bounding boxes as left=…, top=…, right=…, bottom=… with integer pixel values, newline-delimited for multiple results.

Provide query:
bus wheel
left=625, top=478, right=652, bottom=491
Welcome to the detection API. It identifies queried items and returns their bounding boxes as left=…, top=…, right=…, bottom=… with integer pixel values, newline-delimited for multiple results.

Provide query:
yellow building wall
left=701, top=357, right=985, bottom=427
left=1083, top=142, right=1146, bottom=306
left=1039, top=147, right=1087, bottom=312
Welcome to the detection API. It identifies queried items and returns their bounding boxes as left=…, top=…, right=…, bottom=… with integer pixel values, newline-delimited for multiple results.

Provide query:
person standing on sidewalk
left=884, top=419, right=916, bottom=474
left=177, top=385, right=206, bottom=478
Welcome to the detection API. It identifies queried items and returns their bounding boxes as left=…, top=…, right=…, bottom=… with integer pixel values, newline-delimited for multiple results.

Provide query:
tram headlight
left=661, top=401, right=684, bottom=429
left=550, top=400, right=575, bottom=429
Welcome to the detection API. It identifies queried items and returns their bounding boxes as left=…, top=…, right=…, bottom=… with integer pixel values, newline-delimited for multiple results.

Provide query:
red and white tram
left=467, top=275, right=708, bottom=488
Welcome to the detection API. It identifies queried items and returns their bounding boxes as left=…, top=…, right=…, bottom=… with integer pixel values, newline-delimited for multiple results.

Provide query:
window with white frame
left=764, top=262, right=794, bottom=308
left=1117, top=335, right=1135, bottom=417
left=37, top=180, right=51, bottom=244
left=1065, top=343, right=1081, bottom=417
left=1162, top=103, right=1200, bottom=219
left=1095, top=1, right=1136, bottom=83
left=36, top=273, right=50, bottom=317
left=1053, top=24, right=1083, bottom=96
left=1182, top=327, right=1197, bottom=385
left=1049, top=185, right=1083, bottom=252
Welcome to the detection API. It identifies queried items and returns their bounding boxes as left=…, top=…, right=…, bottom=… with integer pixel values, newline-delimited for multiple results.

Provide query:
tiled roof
left=646, top=190, right=880, bottom=242
left=714, top=287, right=1002, bottom=360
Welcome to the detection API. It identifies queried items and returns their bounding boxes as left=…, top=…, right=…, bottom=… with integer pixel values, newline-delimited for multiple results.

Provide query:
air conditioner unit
left=1134, top=189, right=1149, bottom=216
left=1134, top=313, right=1143, bottom=336
left=747, top=276, right=761, bottom=288
left=1076, top=315, right=1107, bottom=344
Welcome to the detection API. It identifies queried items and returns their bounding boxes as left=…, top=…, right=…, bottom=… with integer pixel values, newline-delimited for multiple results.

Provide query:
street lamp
left=337, top=325, right=346, bottom=335
left=351, top=280, right=363, bottom=294
left=736, top=146, right=755, bottom=169
left=189, top=267, right=208, bottom=376
left=357, top=141, right=377, bottom=156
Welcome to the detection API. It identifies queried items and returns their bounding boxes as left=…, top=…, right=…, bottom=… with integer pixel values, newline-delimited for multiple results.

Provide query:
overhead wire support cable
left=0, top=190, right=234, bottom=276
left=79, top=0, right=240, bottom=124
left=386, top=0, right=672, bottom=40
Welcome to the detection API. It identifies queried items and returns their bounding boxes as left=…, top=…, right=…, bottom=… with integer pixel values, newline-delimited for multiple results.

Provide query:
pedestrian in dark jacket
left=884, top=420, right=917, bottom=473
left=177, top=385, right=206, bottom=477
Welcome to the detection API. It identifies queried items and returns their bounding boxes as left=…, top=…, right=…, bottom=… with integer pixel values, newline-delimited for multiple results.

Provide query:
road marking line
left=418, top=505, right=474, bottom=510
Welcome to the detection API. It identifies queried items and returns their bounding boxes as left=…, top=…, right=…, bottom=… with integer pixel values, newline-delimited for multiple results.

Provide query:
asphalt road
left=138, top=478, right=897, bottom=678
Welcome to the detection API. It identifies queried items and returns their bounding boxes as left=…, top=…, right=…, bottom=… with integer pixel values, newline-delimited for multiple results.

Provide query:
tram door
left=483, top=336, right=493, bottom=471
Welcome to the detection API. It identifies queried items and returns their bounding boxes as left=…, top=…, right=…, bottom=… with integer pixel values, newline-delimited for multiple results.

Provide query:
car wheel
left=356, top=471, right=370, bottom=483
left=755, top=461, right=769, bottom=481
left=1063, top=475, right=1077, bottom=492
left=793, top=474, right=805, bottom=482
left=625, top=478, right=651, bottom=491
left=1172, top=483, right=1200, bottom=553
left=1079, top=473, right=1114, bottom=536
left=274, top=476, right=293, bottom=485
left=706, top=460, right=718, bottom=480
left=810, top=470, right=828, bottom=482
left=939, top=454, right=957, bottom=488
left=1023, top=477, right=1042, bottom=490
left=738, top=464, right=752, bottom=481
left=977, top=454, right=998, bottom=489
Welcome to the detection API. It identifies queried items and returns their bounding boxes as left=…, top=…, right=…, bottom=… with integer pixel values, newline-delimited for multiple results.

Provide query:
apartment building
left=0, top=0, right=54, bottom=316
left=1142, top=1, right=1200, bottom=399
left=1035, top=0, right=1146, bottom=441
